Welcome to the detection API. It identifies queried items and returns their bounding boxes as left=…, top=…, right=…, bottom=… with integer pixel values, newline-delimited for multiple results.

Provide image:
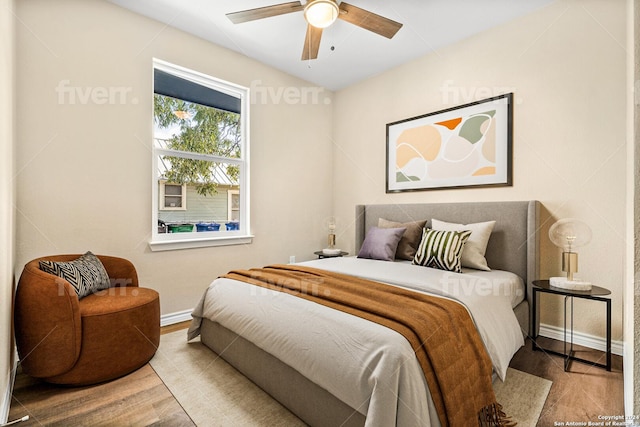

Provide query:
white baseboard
left=1, top=358, right=17, bottom=424
left=539, top=323, right=623, bottom=356
left=160, top=309, right=193, bottom=327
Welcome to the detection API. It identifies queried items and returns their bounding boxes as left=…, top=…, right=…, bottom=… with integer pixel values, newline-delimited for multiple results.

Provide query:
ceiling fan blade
left=301, top=24, right=323, bottom=60
left=337, top=2, right=403, bottom=39
left=227, top=1, right=304, bottom=24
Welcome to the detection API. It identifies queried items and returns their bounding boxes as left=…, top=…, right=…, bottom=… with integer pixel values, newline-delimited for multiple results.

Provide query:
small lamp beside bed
left=322, top=217, right=342, bottom=256
left=548, top=218, right=593, bottom=291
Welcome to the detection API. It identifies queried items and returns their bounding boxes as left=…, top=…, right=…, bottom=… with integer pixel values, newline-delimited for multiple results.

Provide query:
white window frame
left=150, top=59, right=252, bottom=251
left=159, top=181, right=187, bottom=211
left=227, top=189, right=239, bottom=221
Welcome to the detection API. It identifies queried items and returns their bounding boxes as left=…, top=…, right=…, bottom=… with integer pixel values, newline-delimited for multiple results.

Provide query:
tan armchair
left=14, top=254, right=160, bottom=386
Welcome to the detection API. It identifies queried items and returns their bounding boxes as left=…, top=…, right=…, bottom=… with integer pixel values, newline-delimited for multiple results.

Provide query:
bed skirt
left=198, top=301, right=528, bottom=427
left=199, top=318, right=366, bottom=427
left=514, top=300, right=529, bottom=338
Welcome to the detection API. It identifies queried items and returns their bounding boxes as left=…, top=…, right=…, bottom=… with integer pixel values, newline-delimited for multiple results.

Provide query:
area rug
left=150, top=330, right=551, bottom=426
left=493, top=367, right=552, bottom=426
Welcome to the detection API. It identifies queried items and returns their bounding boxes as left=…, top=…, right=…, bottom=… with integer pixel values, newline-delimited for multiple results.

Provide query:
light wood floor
left=9, top=324, right=623, bottom=426
left=510, top=336, right=624, bottom=425
left=9, top=322, right=195, bottom=427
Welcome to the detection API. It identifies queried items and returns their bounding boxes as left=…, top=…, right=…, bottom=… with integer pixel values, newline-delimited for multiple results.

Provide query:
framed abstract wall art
left=386, top=93, right=513, bottom=193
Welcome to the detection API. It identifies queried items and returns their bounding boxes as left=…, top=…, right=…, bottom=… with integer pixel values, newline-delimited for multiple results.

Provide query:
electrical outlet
left=289, top=255, right=296, bottom=264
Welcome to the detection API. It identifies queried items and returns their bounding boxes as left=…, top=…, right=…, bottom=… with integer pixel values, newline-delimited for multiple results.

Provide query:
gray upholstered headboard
left=355, top=200, right=540, bottom=332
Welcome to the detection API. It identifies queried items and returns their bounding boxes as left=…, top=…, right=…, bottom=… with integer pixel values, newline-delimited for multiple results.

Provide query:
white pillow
left=431, top=219, right=496, bottom=271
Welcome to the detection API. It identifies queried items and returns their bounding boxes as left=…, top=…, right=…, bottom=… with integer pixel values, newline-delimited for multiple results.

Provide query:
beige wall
left=14, top=0, right=334, bottom=316
left=0, top=0, right=15, bottom=420
left=332, top=0, right=627, bottom=343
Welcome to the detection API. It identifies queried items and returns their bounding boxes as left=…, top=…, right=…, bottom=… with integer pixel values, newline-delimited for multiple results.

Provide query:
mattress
left=189, top=258, right=524, bottom=426
left=301, top=256, right=526, bottom=308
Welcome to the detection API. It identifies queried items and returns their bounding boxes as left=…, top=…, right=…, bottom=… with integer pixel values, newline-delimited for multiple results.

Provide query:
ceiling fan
left=226, top=0, right=403, bottom=60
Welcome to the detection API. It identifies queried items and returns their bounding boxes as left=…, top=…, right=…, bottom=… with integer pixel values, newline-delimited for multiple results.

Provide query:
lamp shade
left=548, top=218, right=592, bottom=290
left=304, top=0, right=339, bottom=28
left=548, top=218, right=592, bottom=251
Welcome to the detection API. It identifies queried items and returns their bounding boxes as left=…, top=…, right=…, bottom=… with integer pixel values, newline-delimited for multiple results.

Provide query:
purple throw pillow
left=357, top=226, right=407, bottom=261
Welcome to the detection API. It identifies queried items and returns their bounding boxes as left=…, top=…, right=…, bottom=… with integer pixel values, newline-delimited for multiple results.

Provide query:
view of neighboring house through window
left=150, top=59, right=250, bottom=251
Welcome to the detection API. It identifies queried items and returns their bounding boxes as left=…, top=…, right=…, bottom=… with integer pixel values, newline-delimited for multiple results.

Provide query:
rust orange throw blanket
left=223, top=264, right=513, bottom=427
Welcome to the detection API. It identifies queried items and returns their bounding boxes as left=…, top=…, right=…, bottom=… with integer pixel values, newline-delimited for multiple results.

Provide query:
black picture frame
left=386, top=93, right=513, bottom=193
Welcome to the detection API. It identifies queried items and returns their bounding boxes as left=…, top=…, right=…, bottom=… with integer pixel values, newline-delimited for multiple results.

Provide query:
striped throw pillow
left=412, top=228, right=472, bottom=273
left=39, top=251, right=111, bottom=298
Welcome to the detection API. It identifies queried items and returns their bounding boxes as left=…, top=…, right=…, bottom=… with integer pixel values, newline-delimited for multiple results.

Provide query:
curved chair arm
left=97, top=255, right=139, bottom=288
left=15, top=260, right=82, bottom=378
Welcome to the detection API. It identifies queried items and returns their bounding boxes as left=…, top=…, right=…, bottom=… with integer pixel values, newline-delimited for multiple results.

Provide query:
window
left=227, top=189, right=239, bottom=221
left=159, top=181, right=186, bottom=210
left=150, top=59, right=251, bottom=251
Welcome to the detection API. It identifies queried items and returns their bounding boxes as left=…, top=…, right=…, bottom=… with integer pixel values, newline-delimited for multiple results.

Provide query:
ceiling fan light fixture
left=304, top=0, right=339, bottom=28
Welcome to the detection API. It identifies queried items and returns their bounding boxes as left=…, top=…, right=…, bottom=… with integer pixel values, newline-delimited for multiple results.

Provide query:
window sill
left=149, top=234, right=253, bottom=252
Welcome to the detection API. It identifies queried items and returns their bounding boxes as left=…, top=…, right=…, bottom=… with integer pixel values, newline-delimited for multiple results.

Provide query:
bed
left=188, top=200, right=540, bottom=427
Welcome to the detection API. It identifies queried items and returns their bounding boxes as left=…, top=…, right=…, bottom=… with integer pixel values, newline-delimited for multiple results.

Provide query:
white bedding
left=299, top=257, right=524, bottom=379
left=302, top=257, right=525, bottom=308
left=189, top=258, right=524, bottom=427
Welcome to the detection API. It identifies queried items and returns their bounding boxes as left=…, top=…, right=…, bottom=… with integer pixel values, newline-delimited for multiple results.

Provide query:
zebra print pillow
left=39, top=252, right=111, bottom=298
left=412, top=228, right=472, bottom=273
